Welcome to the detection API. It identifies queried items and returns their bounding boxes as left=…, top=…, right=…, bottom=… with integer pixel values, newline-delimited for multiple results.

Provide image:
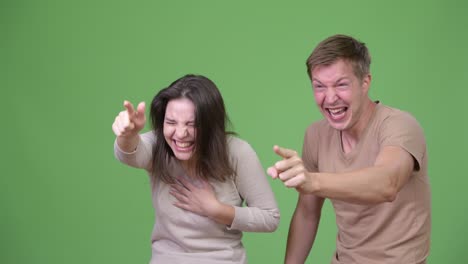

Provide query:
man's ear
left=362, top=73, right=372, bottom=93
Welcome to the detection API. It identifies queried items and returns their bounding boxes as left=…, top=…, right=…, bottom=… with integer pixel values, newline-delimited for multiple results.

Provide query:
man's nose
left=325, top=88, right=338, bottom=104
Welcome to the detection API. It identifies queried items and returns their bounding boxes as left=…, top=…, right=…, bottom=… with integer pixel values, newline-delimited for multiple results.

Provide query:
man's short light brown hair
left=306, top=34, right=371, bottom=81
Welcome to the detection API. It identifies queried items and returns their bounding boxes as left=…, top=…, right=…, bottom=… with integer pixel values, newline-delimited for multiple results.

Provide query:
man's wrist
left=306, top=172, right=320, bottom=194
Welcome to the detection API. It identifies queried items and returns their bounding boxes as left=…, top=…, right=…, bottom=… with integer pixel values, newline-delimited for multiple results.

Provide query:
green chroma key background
left=2, top=0, right=467, bottom=263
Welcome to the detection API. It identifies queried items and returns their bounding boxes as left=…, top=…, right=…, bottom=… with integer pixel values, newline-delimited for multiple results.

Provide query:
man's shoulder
left=375, top=103, right=421, bottom=127
left=306, top=118, right=332, bottom=135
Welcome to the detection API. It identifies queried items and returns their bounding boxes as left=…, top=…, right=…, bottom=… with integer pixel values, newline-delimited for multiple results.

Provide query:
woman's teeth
left=176, top=141, right=192, bottom=148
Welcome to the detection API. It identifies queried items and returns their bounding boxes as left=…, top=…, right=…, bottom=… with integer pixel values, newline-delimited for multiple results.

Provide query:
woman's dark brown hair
left=150, top=74, right=235, bottom=183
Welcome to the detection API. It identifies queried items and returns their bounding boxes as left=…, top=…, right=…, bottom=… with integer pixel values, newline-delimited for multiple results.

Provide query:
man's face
left=311, top=59, right=370, bottom=133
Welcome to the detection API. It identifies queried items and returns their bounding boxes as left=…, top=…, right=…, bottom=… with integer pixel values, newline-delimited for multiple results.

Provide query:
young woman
left=112, top=74, right=279, bottom=264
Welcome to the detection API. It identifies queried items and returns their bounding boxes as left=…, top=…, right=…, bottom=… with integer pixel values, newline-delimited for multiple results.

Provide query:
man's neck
left=341, top=100, right=377, bottom=153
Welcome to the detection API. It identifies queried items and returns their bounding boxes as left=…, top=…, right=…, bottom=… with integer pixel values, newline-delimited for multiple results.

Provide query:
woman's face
left=163, top=98, right=197, bottom=166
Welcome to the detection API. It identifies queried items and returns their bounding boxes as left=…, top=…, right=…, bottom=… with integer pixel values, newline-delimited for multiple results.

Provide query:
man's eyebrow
left=335, top=77, right=350, bottom=83
left=312, top=78, right=323, bottom=84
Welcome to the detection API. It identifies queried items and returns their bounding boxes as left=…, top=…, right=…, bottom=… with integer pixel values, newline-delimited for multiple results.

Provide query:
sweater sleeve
left=113, top=131, right=155, bottom=172
left=228, top=138, right=280, bottom=232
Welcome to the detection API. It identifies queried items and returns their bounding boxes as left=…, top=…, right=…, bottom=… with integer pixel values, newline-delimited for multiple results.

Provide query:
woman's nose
left=176, top=127, right=188, bottom=138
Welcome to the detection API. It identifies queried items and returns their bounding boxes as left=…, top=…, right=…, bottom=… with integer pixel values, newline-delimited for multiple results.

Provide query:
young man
left=268, top=35, right=431, bottom=264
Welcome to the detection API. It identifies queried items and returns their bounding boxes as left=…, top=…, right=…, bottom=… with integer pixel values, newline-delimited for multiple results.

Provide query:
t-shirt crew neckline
left=337, top=100, right=381, bottom=162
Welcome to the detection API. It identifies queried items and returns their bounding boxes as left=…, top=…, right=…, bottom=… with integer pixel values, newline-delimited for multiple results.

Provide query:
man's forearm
left=285, top=207, right=321, bottom=263
left=285, top=222, right=316, bottom=263
left=307, top=146, right=414, bottom=204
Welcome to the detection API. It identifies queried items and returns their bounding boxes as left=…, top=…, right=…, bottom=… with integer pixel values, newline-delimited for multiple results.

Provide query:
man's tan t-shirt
left=303, top=103, right=431, bottom=264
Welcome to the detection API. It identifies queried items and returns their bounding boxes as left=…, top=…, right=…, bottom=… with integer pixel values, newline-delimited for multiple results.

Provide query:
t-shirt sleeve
left=379, top=111, right=426, bottom=171
left=228, top=139, right=280, bottom=232
left=302, top=124, right=319, bottom=173
left=113, top=131, right=155, bottom=172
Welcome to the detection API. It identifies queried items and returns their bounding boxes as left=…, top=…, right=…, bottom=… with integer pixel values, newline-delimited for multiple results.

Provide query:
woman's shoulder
left=226, top=135, right=256, bottom=157
left=140, top=130, right=157, bottom=144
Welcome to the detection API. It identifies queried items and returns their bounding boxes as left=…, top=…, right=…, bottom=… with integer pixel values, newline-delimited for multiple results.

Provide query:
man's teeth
left=329, top=108, right=346, bottom=115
